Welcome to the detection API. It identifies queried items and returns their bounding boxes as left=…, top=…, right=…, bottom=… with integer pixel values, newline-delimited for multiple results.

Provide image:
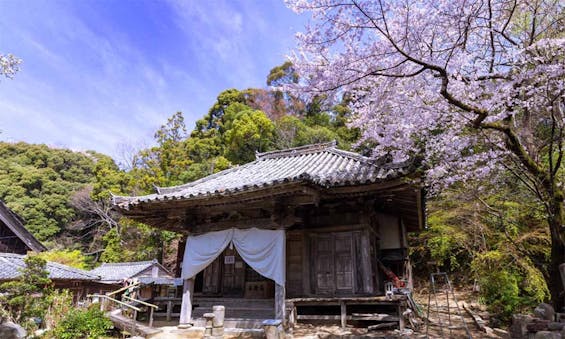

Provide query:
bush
left=471, top=250, right=548, bottom=321
left=44, top=289, right=73, bottom=331
left=51, top=306, right=112, bottom=339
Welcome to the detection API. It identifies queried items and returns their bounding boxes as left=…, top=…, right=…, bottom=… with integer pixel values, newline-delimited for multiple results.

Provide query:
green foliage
left=0, top=142, right=97, bottom=241
left=99, top=228, right=127, bottom=263
left=472, top=250, right=548, bottom=320
left=266, top=61, right=299, bottom=87
left=36, top=249, right=91, bottom=270
left=44, top=289, right=73, bottom=331
left=223, top=104, right=275, bottom=163
left=411, top=178, right=550, bottom=321
left=51, top=306, right=112, bottom=339
left=0, top=255, right=53, bottom=331
left=274, top=115, right=339, bottom=149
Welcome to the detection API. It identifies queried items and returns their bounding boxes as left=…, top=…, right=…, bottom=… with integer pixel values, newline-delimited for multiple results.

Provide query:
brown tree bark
left=548, top=191, right=565, bottom=311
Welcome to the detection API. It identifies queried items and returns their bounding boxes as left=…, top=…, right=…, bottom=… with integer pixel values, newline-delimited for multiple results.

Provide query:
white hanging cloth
left=181, top=228, right=233, bottom=280
left=181, top=228, right=285, bottom=286
left=233, top=228, right=285, bottom=286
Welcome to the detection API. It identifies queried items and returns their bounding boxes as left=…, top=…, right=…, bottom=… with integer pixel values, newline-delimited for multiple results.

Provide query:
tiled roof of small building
left=113, top=141, right=413, bottom=208
left=89, top=259, right=171, bottom=283
left=0, top=253, right=99, bottom=281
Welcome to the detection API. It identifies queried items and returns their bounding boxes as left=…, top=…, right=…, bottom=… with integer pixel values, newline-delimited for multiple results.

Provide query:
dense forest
left=0, top=62, right=552, bottom=321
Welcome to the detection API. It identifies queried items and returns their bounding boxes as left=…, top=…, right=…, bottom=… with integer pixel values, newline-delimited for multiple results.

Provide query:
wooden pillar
left=178, top=278, right=194, bottom=328
left=166, top=300, right=173, bottom=321
left=275, top=283, right=285, bottom=321
left=340, top=301, right=347, bottom=328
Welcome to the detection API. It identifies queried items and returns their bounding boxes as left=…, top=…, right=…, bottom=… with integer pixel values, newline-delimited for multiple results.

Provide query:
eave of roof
left=0, top=201, right=46, bottom=252
left=0, top=253, right=99, bottom=281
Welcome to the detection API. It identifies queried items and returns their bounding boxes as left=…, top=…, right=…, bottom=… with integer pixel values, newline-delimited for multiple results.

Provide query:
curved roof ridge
left=256, top=141, right=337, bottom=160
left=327, top=147, right=375, bottom=164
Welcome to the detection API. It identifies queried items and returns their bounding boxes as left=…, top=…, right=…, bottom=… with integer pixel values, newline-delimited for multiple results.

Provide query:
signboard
left=224, top=255, right=235, bottom=264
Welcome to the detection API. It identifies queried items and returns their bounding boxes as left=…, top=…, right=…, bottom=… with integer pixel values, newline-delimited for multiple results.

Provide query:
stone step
left=193, top=307, right=275, bottom=320
left=192, top=318, right=270, bottom=329
left=193, top=300, right=274, bottom=310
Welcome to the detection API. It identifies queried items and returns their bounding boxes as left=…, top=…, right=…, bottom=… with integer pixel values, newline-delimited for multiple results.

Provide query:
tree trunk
left=548, top=191, right=565, bottom=312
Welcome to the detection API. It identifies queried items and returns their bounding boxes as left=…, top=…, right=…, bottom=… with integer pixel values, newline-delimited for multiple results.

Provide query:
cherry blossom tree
left=0, top=53, right=21, bottom=79
left=287, top=0, right=565, bottom=306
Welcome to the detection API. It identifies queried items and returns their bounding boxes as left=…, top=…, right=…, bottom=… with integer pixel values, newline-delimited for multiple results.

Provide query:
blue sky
left=0, top=0, right=306, bottom=161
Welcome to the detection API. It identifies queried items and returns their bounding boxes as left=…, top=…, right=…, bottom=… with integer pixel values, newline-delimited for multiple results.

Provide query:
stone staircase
left=192, top=297, right=275, bottom=328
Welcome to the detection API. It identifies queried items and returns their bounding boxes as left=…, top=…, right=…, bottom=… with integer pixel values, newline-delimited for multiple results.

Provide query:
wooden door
left=311, top=232, right=356, bottom=296
left=334, top=233, right=354, bottom=293
left=222, top=248, right=245, bottom=297
left=203, top=255, right=222, bottom=295
left=313, top=234, right=334, bottom=295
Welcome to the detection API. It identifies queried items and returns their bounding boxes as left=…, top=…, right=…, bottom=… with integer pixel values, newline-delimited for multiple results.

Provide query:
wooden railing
left=88, top=292, right=159, bottom=333
left=123, top=295, right=159, bottom=327
left=152, top=297, right=182, bottom=321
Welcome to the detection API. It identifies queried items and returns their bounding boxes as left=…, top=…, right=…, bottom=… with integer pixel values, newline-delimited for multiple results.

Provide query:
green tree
left=36, top=249, right=91, bottom=270
left=0, top=142, right=98, bottom=241
left=223, top=104, right=276, bottom=164
left=0, top=255, right=53, bottom=331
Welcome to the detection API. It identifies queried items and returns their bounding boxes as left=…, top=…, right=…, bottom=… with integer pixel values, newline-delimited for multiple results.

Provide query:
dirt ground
left=288, top=288, right=498, bottom=338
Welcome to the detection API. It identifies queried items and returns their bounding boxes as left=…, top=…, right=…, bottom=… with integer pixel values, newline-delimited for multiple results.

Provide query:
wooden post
left=275, top=283, right=285, bottom=321
left=398, top=303, right=405, bottom=330
left=178, top=278, right=194, bottom=328
left=149, top=307, right=154, bottom=328
left=166, top=300, right=172, bottom=322
left=340, top=301, right=347, bottom=328
left=132, top=310, right=137, bottom=335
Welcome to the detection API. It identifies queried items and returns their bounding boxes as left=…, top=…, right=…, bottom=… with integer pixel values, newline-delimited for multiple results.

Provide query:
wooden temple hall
left=112, top=142, right=425, bottom=329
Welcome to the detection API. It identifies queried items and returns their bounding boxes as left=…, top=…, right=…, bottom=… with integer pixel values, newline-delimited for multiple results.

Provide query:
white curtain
left=181, top=228, right=285, bottom=286
left=181, top=229, right=233, bottom=280
left=233, top=228, right=285, bottom=286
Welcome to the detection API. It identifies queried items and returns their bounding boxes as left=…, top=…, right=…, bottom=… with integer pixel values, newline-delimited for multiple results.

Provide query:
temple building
left=112, top=142, right=425, bottom=328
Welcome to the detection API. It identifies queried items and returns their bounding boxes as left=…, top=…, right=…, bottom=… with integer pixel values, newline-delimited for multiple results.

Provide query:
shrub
left=44, top=289, right=73, bottom=331
left=51, top=306, right=113, bottom=339
left=471, top=250, right=548, bottom=321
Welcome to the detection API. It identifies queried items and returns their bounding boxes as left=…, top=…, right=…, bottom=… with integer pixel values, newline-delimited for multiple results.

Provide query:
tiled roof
left=137, top=276, right=183, bottom=286
left=0, top=253, right=99, bottom=281
left=113, top=142, right=412, bottom=208
left=89, top=259, right=170, bottom=283
left=0, top=201, right=46, bottom=252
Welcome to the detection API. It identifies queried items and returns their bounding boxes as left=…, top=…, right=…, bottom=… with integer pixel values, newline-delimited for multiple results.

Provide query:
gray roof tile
left=0, top=253, right=99, bottom=281
left=89, top=260, right=171, bottom=283
left=113, top=142, right=413, bottom=208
